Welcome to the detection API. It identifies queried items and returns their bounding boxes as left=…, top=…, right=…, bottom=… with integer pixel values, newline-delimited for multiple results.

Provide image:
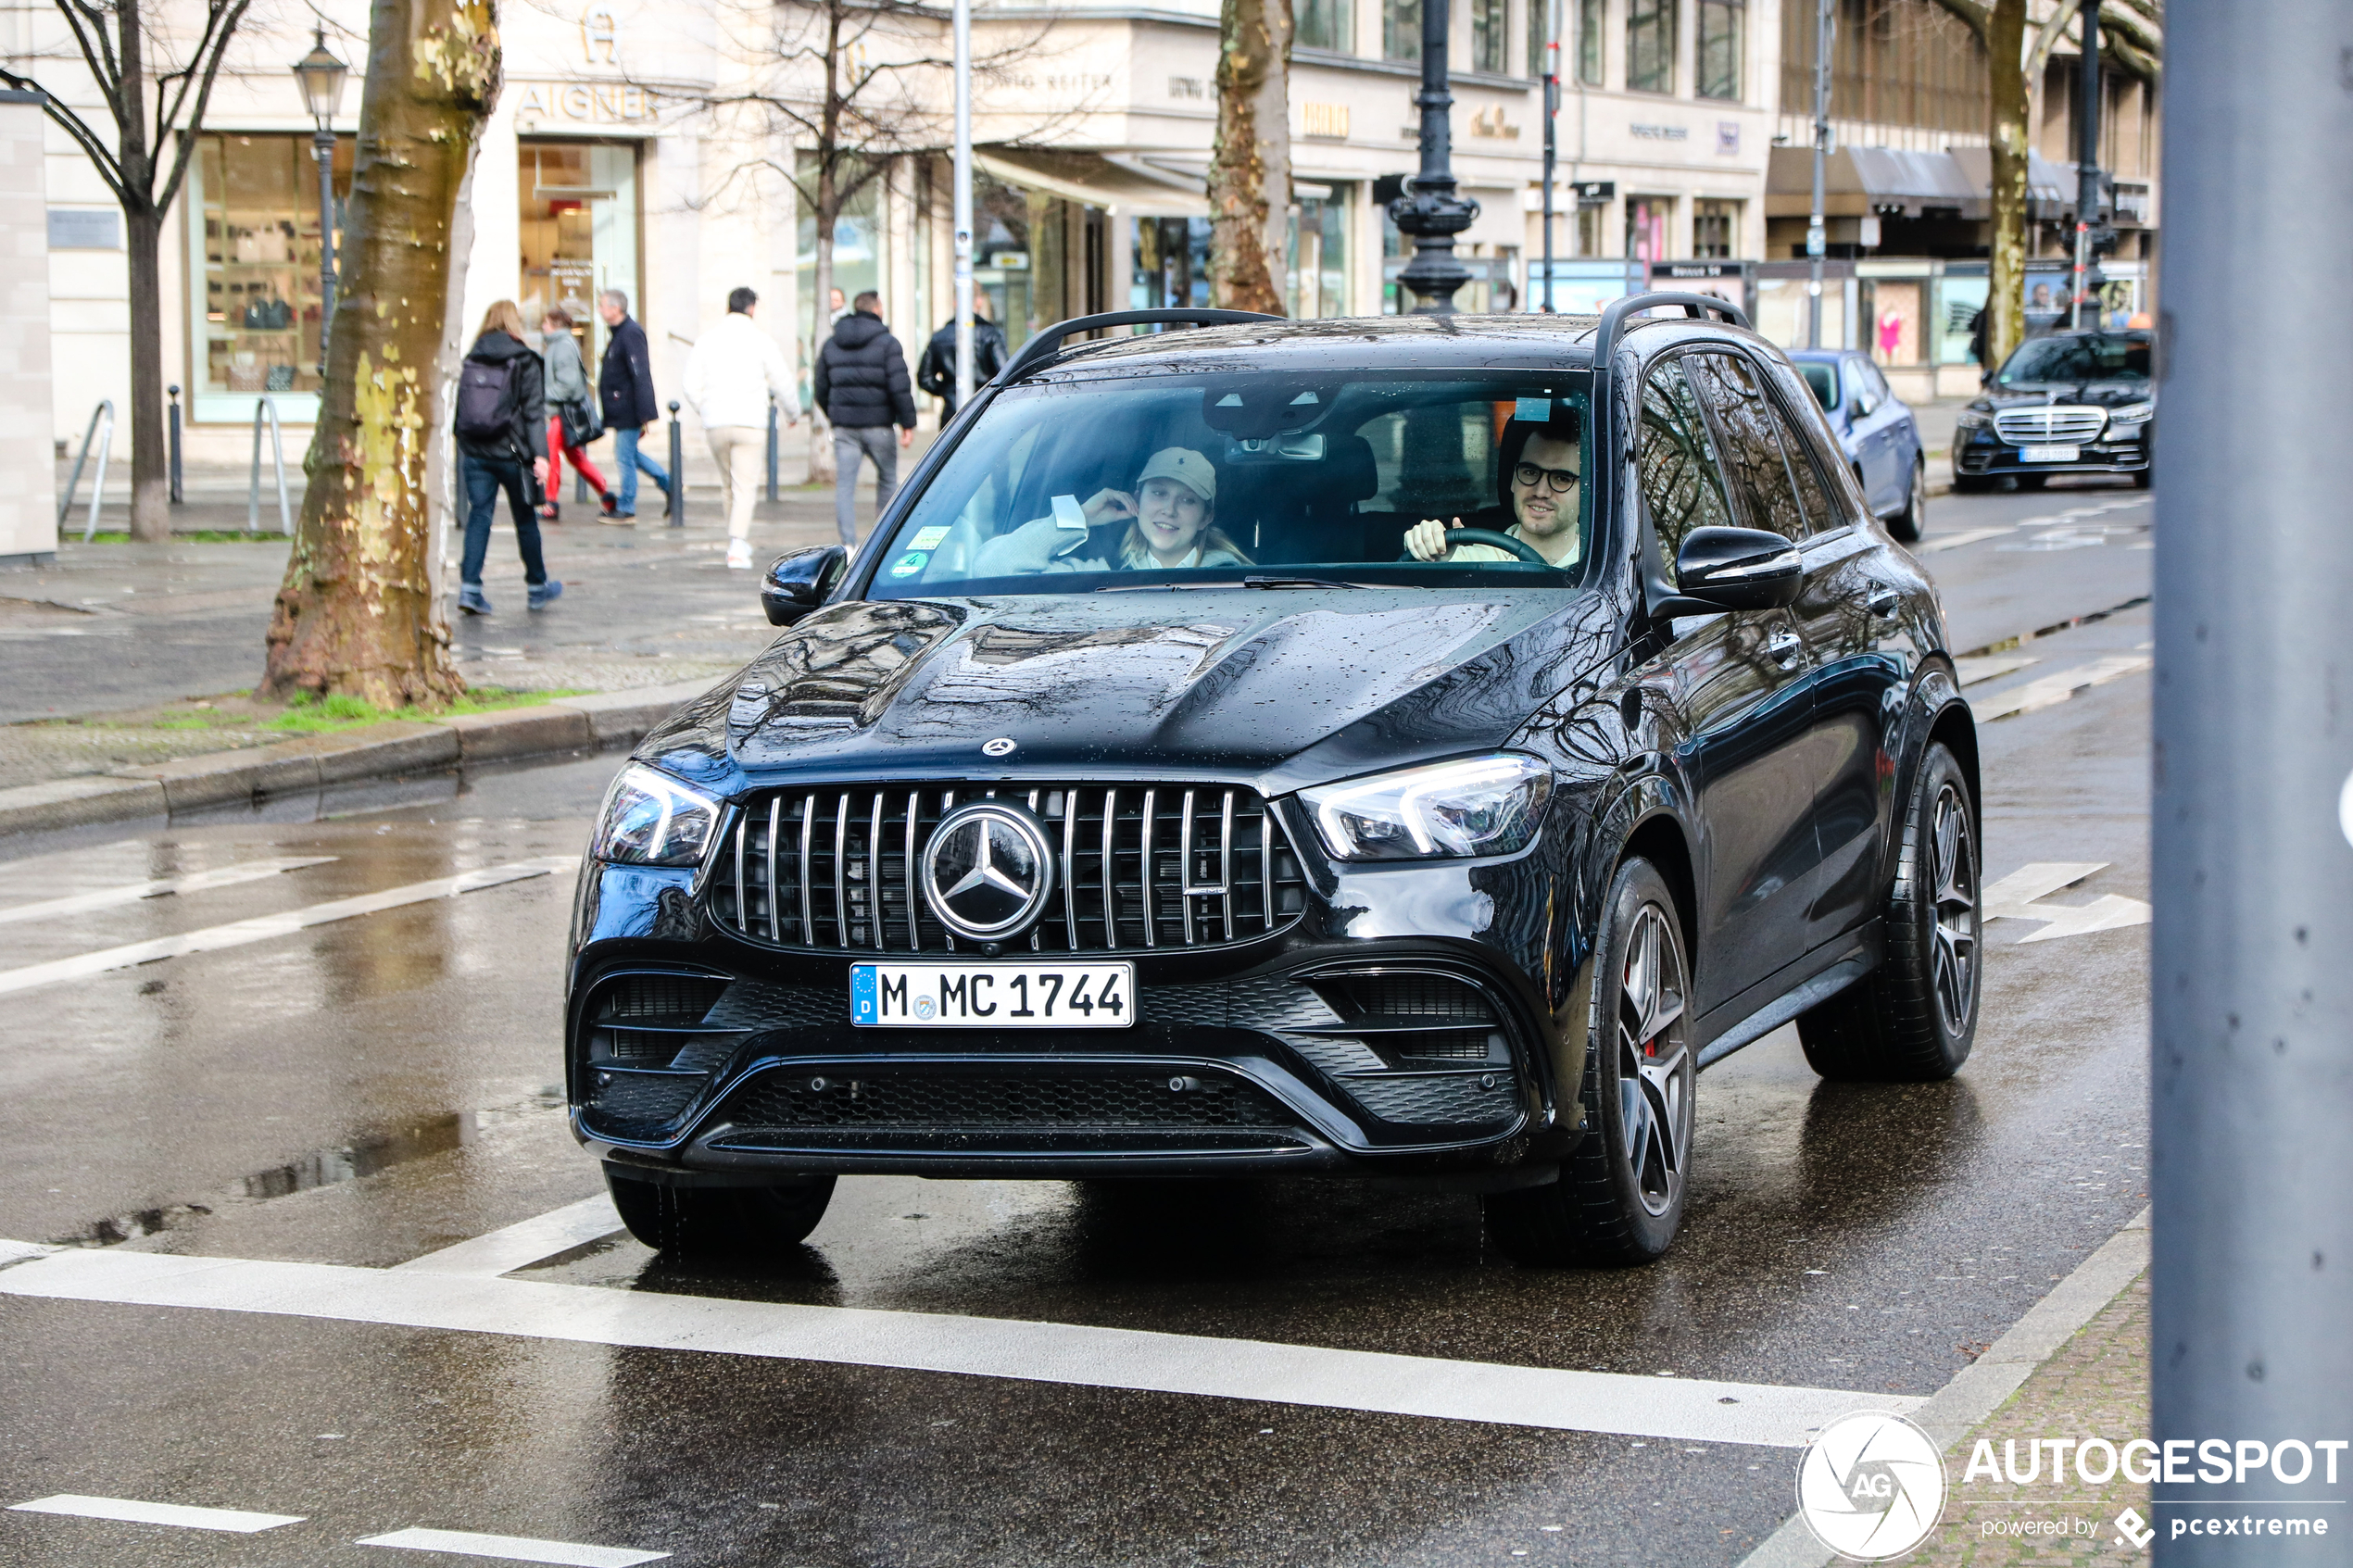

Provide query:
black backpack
left=455, top=354, right=519, bottom=445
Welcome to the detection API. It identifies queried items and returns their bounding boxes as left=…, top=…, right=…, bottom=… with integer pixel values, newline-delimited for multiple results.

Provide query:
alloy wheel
left=1929, top=783, right=1979, bottom=1035
left=1617, top=904, right=1692, bottom=1217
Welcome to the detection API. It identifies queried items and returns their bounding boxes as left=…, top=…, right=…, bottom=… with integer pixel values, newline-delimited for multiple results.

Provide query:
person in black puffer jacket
left=453, top=299, right=558, bottom=615
left=813, top=291, right=917, bottom=548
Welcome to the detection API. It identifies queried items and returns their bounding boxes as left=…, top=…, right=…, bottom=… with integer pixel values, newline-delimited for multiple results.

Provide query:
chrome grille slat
left=1994, top=405, right=2107, bottom=445
left=711, top=782, right=1305, bottom=955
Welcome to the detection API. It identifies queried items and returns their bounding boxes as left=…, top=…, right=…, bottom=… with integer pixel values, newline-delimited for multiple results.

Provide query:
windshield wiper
left=1241, top=575, right=1363, bottom=590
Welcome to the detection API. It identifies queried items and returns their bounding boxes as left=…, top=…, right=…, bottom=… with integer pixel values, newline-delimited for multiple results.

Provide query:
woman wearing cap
left=1403, top=413, right=1584, bottom=569
left=974, top=446, right=1252, bottom=574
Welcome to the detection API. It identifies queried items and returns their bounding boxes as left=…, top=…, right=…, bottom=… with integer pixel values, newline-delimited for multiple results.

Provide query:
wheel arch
left=1619, top=809, right=1700, bottom=972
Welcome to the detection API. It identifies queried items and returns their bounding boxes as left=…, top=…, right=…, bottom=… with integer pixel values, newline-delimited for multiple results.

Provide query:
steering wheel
left=1397, top=527, right=1551, bottom=566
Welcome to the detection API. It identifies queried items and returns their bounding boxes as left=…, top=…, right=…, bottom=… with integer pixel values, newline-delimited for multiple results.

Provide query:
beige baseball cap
left=1135, top=447, right=1216, bottom=504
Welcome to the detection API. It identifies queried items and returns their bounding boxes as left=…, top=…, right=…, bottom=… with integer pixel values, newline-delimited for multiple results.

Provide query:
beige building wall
left=0, top=92, right=57, bottom=560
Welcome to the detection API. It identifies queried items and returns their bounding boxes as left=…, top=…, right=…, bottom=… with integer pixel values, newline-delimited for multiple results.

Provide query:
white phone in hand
left=1051, top=494, right=1088, bottom=531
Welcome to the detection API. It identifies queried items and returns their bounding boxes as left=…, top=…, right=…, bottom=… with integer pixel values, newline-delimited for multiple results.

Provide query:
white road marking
left=1950, top=653, right=2038, bottom=687
left=393, top=1195, right=623, bottom=1277
left=1916, top=525, right=2017, bottom=554
left=0, top=858, right=576, bottom=997
left=1917, top=495, right=2151, bottom=555
left=0, top=857, right=337, bottom=927
left=1983, top=862, right=2151, bottom=943
left=8, top=1494, right=305, bottom=1533
left=359, top=1526, right=668, bottom=1565
left=1971, top=655, right=2150, bottom=721
left=0, top=1244, right=1919, bottom=1448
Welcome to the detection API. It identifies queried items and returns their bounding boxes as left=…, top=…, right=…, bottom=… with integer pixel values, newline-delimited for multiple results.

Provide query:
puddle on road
left=50, top=1089, right=565, bottom=1247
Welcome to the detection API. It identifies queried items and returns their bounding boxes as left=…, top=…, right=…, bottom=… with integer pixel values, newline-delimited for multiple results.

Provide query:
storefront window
left=518, top=142, right=639, bottom=372
left=1697, top=0, right=1743, bottom=100
left=1626, top=196, right=1671, bottom=267
left=186, top=132, right=351, bottom=420
left=967, top=172, right=1100, bottom=348
left=1627, top=0, right=1674, bottom=92
left=1287, top=193, right=1353, bottom=318
left=798, top=155, right=885, bottom=362
left=1934, top=273, right=1988, bottom=366
left=1862, top=278, right=1925, bottom=365
left=1132, top=216, right=1212, bottom=316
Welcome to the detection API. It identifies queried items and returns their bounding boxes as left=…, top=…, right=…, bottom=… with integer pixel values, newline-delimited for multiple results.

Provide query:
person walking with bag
left=538, top=308, right=610, bottom=521
left=453, top=300, right=560, bottom=615
left=596, top=289, right=671, bottom=521
left=682, top=287, right=800, bottom=571
left=812, top=291, right=916, bottom=550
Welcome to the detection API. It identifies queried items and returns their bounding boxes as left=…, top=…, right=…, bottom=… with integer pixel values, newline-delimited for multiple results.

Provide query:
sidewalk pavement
left=4, top=436, right=930, bottom=809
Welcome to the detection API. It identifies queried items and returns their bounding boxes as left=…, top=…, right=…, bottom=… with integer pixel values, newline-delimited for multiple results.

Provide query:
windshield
left=864, top=373, right=1592, bottom=597
left=1797, top=361, right=1838, bottom=411
left=1997, top=333, right=2151, bottom=385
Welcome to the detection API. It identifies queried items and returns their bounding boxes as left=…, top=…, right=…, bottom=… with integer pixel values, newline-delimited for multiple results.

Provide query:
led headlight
left=1302, top=753, right=1554, bottom=862
left=2108, top=400, right=2154, bottom=427
left=1955, top=409, right=1993, bottom=432
left=592, top=763, right=722, bottom=866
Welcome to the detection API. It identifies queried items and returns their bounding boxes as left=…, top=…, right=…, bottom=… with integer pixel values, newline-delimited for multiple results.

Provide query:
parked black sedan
left=568, top=296, right=1982, bottom=1267
left=1952, top=329, right=2154, bottom=490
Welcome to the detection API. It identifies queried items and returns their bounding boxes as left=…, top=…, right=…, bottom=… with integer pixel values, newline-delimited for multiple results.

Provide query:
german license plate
left=2020, top=445, right=2079, bottom=463
left=849, top=961, right=1135, bottom=1028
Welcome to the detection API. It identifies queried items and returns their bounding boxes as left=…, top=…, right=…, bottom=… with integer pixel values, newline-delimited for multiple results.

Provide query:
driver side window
left=1637, top=357, right=1735, bottom=584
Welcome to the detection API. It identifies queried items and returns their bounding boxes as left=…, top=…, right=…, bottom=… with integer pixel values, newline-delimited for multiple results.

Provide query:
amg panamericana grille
left=707, top=783, right=1309, bottom=953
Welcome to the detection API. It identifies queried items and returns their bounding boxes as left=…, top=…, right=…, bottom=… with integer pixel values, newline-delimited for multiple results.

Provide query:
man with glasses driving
left=1403, top=411, right=1585, bottom=568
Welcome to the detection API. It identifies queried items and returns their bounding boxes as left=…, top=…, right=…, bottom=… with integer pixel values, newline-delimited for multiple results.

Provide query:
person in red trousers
left=537, top=309, right=611, bottom=521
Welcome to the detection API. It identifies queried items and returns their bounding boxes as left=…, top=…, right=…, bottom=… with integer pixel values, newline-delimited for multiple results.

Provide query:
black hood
left=469, top=331, right=537, bottom=363
left=1972, top=382, right=2150, bottom=411
left=830, top=312, right=889, bottom=351
left=639, top=589, right=1617, bottom=797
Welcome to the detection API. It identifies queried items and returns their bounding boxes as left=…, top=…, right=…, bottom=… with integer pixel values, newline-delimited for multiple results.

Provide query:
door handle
left=1866, top=587, right=1902, bottom=619
left=1767, top=627, right=1806, bottom=669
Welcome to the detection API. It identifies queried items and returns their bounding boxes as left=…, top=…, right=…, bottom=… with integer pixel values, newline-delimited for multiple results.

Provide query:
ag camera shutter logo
left=1796, top=1411, right=1948, bottom=1561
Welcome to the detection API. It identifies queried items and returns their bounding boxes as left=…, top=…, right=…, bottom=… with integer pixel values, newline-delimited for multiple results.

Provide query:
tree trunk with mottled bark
left=1984, top=0, right=2031, bottom=374
left=1206, top=0, right=1292, bottom=315
left=808, top=189, right=837, bottom=486
left=125, top=207, right=170, bottom=539
left=259, top=0, right=499, bottom=706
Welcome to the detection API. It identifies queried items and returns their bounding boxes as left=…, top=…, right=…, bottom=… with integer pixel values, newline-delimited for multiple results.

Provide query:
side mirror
left=1669, top=526, right=1802, bottom=611
left=761, top=545, right=848, bottom=625
left=1854, top=389, right=1880, bottom=419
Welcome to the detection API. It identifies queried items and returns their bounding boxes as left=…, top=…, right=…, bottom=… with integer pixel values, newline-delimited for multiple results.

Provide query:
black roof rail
left=1592, top=291, right=1751, bottom=367
left=993, top=308, right=1285, bottom=386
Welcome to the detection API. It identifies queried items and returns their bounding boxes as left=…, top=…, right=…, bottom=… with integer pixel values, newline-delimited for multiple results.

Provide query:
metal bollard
left=666, top=400, right=685, bottom=527
left=167, top=385, right=182, bottom=506
left=765, top=395, right=779, bottom=504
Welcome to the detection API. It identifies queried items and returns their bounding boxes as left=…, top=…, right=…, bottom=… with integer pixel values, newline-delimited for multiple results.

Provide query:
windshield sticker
left=908, top=525, right=952, bottom=550
left=1513, top=396, right=1552, bottom=422
left=889, top=551, right=929, bottom=578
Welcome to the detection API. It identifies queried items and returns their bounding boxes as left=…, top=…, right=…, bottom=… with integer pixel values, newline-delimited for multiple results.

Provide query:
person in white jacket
left=682, top=287, right=802, bottom=569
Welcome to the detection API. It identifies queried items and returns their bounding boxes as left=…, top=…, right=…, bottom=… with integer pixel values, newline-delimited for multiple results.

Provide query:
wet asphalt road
left=0, top=478, right=2155, bottom=1567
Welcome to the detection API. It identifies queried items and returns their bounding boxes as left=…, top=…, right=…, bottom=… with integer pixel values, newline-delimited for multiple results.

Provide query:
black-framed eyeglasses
left=1513, top=462, right=1580, bottom=493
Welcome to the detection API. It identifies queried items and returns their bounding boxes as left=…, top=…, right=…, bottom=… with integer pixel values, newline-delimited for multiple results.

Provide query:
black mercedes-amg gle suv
left=567, top=295, right=1983, bottom=1266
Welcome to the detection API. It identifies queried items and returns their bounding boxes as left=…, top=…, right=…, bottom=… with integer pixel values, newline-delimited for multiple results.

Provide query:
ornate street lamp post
left=1390, top=0, right=1479, bottom=313
left=291, top=29, right=349, bottom=381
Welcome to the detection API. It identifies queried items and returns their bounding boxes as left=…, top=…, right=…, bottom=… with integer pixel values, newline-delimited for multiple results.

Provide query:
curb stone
left=0, top=677, right=716, bottom=846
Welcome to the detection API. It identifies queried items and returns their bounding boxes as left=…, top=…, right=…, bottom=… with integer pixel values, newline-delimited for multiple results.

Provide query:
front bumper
left=1956, top=428, right=2151, bottom=479
left=566, top=856, right=1587, bottom=1183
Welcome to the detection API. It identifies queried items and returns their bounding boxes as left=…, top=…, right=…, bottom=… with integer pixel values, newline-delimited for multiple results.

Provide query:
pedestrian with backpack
left=453, top=299, right=560, bottom=615
left=915, top=295, right=1008, bottom=421
left=537, top=307, right=610, bottom=522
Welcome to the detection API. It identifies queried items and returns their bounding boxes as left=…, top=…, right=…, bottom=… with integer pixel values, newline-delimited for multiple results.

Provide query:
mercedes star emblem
left=982, top=737, right=1017, bottom=757
left=920, top=800, right=1056, bottom=941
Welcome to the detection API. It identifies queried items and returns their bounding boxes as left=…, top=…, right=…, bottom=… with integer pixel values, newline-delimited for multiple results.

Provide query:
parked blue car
left=1787, top=349, right=1928, bottom=543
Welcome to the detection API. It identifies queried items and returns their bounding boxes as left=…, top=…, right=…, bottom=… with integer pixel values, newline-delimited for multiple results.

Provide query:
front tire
left=606, top=1169, right=837, bottom=1255
left=1796, top=742, right=1981, bottom=1080
left=1484, top=858, right=1693, bottom=1266
left=1887, top=457, right=1927, bottom=543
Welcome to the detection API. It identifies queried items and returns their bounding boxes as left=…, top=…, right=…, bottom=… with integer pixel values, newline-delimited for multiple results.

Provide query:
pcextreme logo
left=1797, top=1411, right=1947, bottom=1562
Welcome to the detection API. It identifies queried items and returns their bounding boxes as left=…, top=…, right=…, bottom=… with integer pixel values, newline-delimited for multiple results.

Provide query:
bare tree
left=1, top=0, right=256, bottom=541
left=1206, top=0, right=1291, bottom=314
left=650, top=0, right=1063, bottom=483
left=259, top=0, right=501, bottom=705
left=1934, top=0, right=2163, bottom=371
